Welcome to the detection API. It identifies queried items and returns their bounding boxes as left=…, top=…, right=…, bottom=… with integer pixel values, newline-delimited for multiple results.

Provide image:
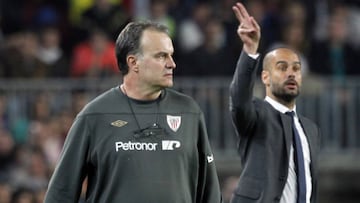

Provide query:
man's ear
left=261, top=70, right=270, bottom=86
left=126, top=55, right=139, bottom=72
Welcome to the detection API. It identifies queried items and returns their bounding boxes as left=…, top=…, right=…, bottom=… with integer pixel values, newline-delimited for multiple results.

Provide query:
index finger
left=236, top=2, right=251, bottom=19
left=232, top=4, right=243, bottom=23
left=232, top=2, right=250, bottom=23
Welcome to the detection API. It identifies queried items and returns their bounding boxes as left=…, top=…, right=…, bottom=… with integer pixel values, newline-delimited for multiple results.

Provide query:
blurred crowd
left=0, top=0, right=360, bottom=202
left=0, top=0, right=358, bottom=79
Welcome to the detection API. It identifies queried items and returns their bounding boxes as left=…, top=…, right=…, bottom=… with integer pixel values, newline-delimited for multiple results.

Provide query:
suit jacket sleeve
left=229, top=51, right=260, bottom=137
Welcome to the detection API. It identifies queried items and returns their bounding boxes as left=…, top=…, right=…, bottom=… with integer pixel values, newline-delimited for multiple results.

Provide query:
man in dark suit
left=229, top=2, right=321, bottom=203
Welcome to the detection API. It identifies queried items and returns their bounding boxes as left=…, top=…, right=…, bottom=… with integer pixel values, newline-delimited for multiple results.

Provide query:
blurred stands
left=0, top=0, right=360, bottom=202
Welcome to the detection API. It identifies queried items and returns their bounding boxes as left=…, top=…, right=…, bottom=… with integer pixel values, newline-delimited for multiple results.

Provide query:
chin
left=164, top=80, right=174, bottom=87
left=158, top=84, right=172, bottom=89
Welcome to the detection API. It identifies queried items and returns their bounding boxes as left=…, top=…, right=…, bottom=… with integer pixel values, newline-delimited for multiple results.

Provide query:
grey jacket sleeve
left=44, top=115, right=90, bottom=203
left=196, top=112, right=223, bottom=203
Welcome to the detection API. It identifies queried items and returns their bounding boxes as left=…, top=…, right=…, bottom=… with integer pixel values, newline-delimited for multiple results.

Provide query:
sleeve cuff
left=248, top=53, right=260, bottom=59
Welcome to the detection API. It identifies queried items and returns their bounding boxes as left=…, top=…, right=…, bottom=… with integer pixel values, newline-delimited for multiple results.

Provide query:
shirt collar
left=265, top=96, right=297, bottom=116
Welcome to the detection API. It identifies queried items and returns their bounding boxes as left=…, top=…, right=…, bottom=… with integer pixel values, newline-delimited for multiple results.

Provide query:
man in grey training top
left=44, top=21, right=223, bottom=203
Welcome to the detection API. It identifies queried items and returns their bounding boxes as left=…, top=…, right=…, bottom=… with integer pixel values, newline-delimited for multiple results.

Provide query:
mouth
left=284, top=80, right=298, bottom=89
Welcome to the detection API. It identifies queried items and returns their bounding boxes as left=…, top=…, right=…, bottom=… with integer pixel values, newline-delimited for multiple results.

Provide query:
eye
left=277, top=63, right=287, bottom=71
left=293, top=64, right=301, bottom=72
left=156, top=53, right=167, bottom=60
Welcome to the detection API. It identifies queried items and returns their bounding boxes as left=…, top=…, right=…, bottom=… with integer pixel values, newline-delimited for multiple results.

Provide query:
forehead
left=140, top=29, right=173, bottom=53
left=271, top=48, right=300, bottom=62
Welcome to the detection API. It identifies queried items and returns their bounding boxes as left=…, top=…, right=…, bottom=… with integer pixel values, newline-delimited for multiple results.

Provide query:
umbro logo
left=111, top=120, right=128, bottom=127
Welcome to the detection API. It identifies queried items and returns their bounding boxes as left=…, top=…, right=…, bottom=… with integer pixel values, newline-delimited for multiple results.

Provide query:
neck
left=120, top=83, right=162, bottom=101
left=275, top=97, right=295, bottom=109
left=267, top=94, right=296, bottom=109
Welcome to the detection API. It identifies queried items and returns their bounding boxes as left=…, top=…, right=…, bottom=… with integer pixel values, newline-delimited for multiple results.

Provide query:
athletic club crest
left=166, top=115, right=181, bottom=132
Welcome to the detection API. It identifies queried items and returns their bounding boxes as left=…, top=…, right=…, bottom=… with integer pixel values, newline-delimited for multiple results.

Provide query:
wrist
left=243, top=45, right=258, bottom=55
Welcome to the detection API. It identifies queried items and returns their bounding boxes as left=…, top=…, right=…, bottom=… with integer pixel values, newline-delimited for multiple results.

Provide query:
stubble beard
left=272, top=84, right=300, bottom=103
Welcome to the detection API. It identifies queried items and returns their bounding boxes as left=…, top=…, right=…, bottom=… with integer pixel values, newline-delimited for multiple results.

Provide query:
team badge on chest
left=166, top=115, right=181, bottom=132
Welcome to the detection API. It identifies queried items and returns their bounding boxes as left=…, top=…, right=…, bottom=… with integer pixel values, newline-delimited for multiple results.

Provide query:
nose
left=287, top=72, right=296, bottom=80
left=287, top=69, right=295, bottom=76
left=166, top=56, right=176, bottom=69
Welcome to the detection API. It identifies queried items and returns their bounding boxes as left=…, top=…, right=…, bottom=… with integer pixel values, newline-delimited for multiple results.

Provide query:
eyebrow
left=154, top=51, right=173, bottom=56
left=276, top=61, right=301, bottom=65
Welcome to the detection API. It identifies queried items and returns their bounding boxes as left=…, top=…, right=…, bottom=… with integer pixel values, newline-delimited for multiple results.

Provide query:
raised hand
left=232, top=2, right=261, bottom=55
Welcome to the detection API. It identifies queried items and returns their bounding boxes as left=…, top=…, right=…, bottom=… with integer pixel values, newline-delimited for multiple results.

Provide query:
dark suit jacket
left=229, top=52, right=321, bottom=203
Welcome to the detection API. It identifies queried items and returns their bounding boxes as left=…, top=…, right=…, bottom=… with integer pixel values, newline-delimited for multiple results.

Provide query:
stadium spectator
left=0, top=30, right=49, bottom=78
left=180, top=18, right=234, bottom=76
left=37, top=26, right=70, bottom=78
left=0, top=181, right=11, bottom=203
left=148, top=0, right=176, bottom=38
left=309, top=3, right=359, bottom=77
left=38, top=116, right=63, bottom=171
left=24, top=148, right=50, bottom=191
left=270, top=16, right=310, bottom=75
left=0, top=129, right=16, bottom=182
left=70, top=28, right=119, bottom=78
left=80, top=0, right=130, bottom=41
left=11, top=187, right=35, bottom=203
left=0, top=92, right=10, bottom=131
left=33, top=187, right=46, bottom=203
left=177, top=2, right=211, bottom=54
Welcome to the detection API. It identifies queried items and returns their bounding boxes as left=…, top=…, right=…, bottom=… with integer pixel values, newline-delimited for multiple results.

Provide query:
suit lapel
left=298, top=117, right=317, bottom=172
